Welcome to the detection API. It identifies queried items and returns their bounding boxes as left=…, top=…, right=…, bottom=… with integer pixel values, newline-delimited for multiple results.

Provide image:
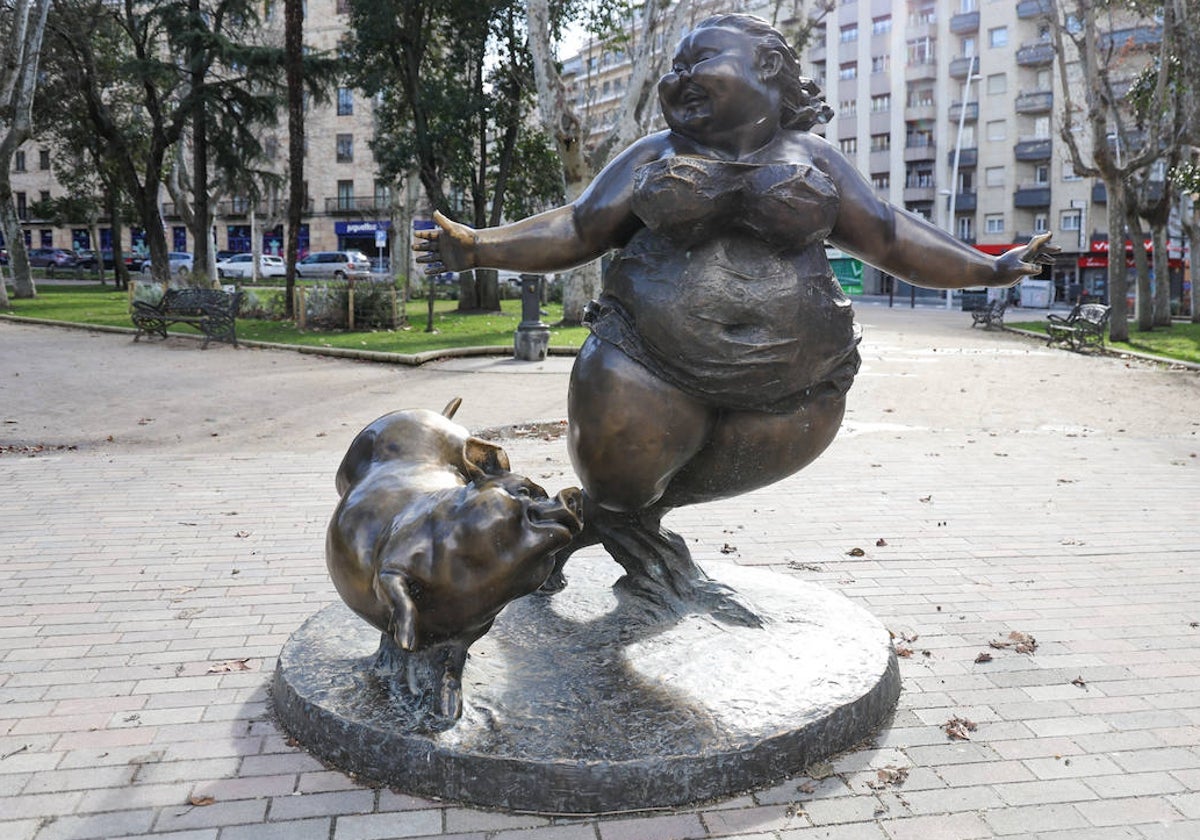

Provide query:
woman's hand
left=412, top=210, right=479, bottom=275
left=993, top=232, right=1060, bottom=287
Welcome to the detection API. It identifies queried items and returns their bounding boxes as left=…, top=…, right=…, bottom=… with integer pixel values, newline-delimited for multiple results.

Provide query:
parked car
left=28, top=248, right=79, bottom=270
left=74, top=249, right=100, bottom=269
left=215, top=253, right=286, bottom=280
left=294, top=250, right=372, bottom=280
left=141, top=251, right=194, bottom=277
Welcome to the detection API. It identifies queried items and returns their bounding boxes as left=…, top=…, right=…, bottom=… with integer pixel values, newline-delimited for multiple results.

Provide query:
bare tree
left=1051, top=0, right=1176, bottom=341
left=0, top=0, right=53, bottom=304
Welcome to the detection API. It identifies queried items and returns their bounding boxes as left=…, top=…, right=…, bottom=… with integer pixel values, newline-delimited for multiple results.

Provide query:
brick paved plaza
left=2, top=305, right=1198, bottom=839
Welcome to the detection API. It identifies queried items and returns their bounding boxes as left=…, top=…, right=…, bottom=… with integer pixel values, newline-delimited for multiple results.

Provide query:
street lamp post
left=945, top=70, right=981, bottom=309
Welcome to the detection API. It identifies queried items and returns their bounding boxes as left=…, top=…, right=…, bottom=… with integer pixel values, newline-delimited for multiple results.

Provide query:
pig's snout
left=528, top=487, right=583, bottom=534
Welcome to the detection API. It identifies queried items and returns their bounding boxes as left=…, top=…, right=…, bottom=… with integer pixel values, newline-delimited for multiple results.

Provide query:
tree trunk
left=283, top=0, right=303, bottom=319
left=1126, top=210, right=1153, bottom=332
left=1191, top=215, right=1200, bottom=323
left=0, top=171, right=36, bottom=299
left=1105, top=187, right=1130, bottom=342
left=1151, top=225, right=1171, bottom=325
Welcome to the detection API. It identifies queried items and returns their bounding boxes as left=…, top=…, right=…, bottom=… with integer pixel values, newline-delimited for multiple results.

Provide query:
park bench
left=1045, top=303, right=1110, bottom=352
left=132, top=287, right=242, bottom=349
left=970, top=297, right=1007, bottom=329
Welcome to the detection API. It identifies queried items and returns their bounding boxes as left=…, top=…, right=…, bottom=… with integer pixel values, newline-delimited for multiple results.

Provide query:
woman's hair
left=693, top=13, right=834, bottom=131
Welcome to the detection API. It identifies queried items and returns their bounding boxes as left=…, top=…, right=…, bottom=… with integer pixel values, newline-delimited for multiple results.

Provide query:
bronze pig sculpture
left=327, top=399, right=583, bottom=722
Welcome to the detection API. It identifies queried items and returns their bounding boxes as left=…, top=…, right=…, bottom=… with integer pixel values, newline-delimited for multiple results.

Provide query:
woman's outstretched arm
left=813, top=135, right=1057, bottom=289
left=414, top=133, right=668, bottom=275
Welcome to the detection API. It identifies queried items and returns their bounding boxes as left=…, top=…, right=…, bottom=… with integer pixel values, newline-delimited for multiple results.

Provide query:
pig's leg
left=438, top=643, right=469, bottom=720
left=373, top=570, right=418, bottom=651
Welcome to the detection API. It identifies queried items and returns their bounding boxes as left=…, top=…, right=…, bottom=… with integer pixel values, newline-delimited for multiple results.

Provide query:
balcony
left=948, top=147, right=978, bottom=167
left=905, top=101, right=936, bottom=121
left=1017, top=0, right=1052, bottom=19
left=1014, top=138, right=1052, bottom=160
left=904, top=184, right=936, bottom=203
left=949, top=55, right=980, bottom=79
left=904, top=142, right=937, bottom=162
left=905, top=60, right=937, bottom=82
left=951, top=190, right=977, bottom=212
left=950, top=11, right=979, bottom=34
left=949, top=101, right=979, bottom=123
left=325, top=196, right=389, bottom=215
left=1092, top=182, right=1107, bottom=204
left=1013, top=186, right=1051, bottom=208
left=1014, top=90, right=1053, bottom=114
left=1016, top=42, right=1054, bottom=66
left=1099, top=26, right=1162, bottom=51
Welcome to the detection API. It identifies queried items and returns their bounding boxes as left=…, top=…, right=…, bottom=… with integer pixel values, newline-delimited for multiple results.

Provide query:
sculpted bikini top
left=630, top=156, right=840, bottom=250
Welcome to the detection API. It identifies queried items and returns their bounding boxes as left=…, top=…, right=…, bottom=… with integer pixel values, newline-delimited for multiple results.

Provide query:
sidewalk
left=2, top=306, right=1199, bottom=840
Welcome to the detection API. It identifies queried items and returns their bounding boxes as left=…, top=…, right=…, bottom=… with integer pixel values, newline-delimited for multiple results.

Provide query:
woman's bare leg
left=567, top=336, right=713, bottom=512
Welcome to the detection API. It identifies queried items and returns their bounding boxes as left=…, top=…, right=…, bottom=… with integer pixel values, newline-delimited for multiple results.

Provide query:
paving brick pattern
left=2, top=306, right=1198, bottom=839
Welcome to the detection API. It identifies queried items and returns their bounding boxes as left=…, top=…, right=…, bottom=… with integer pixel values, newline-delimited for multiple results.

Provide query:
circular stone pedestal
left=273, top=556, right=899, bottom=814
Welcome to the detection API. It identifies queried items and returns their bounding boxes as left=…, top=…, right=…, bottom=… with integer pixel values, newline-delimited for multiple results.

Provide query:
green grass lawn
left=1010, top=318, right=1200, bottom=365
left=2, top=282, right=590, bottom=354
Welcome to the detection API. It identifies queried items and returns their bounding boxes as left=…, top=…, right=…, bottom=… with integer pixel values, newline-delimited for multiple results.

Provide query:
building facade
left=6, top=0, right=394, bottom=268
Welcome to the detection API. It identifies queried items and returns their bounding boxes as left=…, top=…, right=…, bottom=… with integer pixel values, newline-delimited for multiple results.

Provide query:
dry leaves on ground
left=868, top=766, right=910, bottom=790
left=975, top=652, right=994, bottom=664
left=944, top=716, right=978, bottom=741
left=989, top=631, right=1038, bottom=654
left=207, top=658, right=251, bottom=673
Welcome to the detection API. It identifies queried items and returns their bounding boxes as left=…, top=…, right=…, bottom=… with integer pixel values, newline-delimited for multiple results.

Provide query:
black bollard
left=513, top=274, right=550, bottom=361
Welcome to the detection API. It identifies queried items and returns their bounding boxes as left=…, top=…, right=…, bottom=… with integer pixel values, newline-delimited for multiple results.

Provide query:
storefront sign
left=335, top=221, right=391, bottom=236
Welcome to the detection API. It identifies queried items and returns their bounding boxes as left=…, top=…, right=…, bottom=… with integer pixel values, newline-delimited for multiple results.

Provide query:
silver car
left=216, top=253, right=286, bottom=279
left=294, top=250, right=372, bottom=280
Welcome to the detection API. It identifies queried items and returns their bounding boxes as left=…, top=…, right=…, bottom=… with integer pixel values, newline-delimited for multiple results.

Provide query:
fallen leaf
left=896, top=645, right=913, bottom=658
left=805, top=760, right=835, bottom=780
left=1071, top=675, right=1087, bottom=688
left=207, top=659, right=251, bottom=674
left=990, top=630, right=1038, bottom=654
left=975, top=652, right=994, bottom=664
left=875, top=766, right=909, bottom=787
left=847, top=547, right=866, bottom=557
left=943, top=716, right=977, bottom=741
left=719, top=543, right=737, bottom=554
left=919, top=495, right=932, bottom=503
left=234, top=530, right=251, bottom=538
left=188, top=795, right=215, bottom=807
left=796, top=780, right=817, bottom=794
left=875, top=538, right=888, bottom=547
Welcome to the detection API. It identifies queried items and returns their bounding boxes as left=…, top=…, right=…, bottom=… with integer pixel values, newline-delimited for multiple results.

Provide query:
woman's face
left=658, top=26, right=777, bottom=140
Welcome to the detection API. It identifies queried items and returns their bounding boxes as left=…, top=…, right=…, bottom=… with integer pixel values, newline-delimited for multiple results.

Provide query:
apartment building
left=562, top=0, right=1179, bottom=304
left=6, top=0, right=393, bottom=267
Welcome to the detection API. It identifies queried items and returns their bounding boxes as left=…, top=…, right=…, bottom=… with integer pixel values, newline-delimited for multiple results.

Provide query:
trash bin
left=960, top=288, right=988, bottom=311
left=1019, top=279, right=1052, bottom=308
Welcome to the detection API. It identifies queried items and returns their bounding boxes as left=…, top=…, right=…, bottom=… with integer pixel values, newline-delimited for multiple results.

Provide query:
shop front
left=1078, top=238, right=1185, bottom=309
left=336, top=220, right=390, bottom=270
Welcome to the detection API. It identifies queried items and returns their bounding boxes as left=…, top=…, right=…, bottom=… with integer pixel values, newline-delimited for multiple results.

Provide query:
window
left=906, top=124, right=933, bottom=147
left=839, top=62, right=857, bottom=80
left=14, top=151, right=25, bottom=172
left=871, top=55, right=890, bottom=74
left=986, top=119, right=1006, bottom=141
left=39, top=149, right=50, bottom=170
left=870, top=94, right=890, bottom=113
left=839, top=99, right=858, bottom=117
left=956, top=217, right=974, bottom=240
left=907, top=85, right=935, bottom=108
left=960, top=0, right=977, bottom=10
left=374, top=180, right=391, bottom=208
left=870, top=133, right=891, bottom=152
left=40, top=229, right=53, bottom=248
left=909, top=2, right=935, bottom=26
left=871, top=172, right=890, bottom=189
left=839, top=137, right=858, bottom=155
left=336, top=133, right=353, bottom=163
left=986, top=73, right=1006, bottom=95
left=337, top=180, right=354, bottom=210
left=337, top=88, right=353, bottom=116
left=1034, top=116, right=1051, bottom=138
left=39, top=190, right=49, bottom=204
left=1061, top=210, right=1082, bottom=231
left=840, top=24, right=858, bottom=42
left=960, top=124, right=976, bottom=147
left=985, top=166, right=1005, bottom=186
left=985, top=214, right=1004, bottom=234
left=872, top=15, right=892, bottom=35
left=961, top=36, right=976, bottom=57
left=1033, top=164, right=1049, bottom=184
left=907, top=37, right=935, bottom=65
left=1034, top=213, right=1049, bottom=233
left=989, top=27, right=1008, bottom=48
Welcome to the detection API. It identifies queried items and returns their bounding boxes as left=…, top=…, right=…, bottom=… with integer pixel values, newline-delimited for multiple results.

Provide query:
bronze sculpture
left=414, top=13, right=1057, bottom=622
left=326, top=399, right=583, bottom=721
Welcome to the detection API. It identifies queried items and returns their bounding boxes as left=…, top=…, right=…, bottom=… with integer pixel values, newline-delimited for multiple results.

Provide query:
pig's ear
left=335, top=429, right=377, bottom=495
left=461, top=437, right=511, bottom=480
